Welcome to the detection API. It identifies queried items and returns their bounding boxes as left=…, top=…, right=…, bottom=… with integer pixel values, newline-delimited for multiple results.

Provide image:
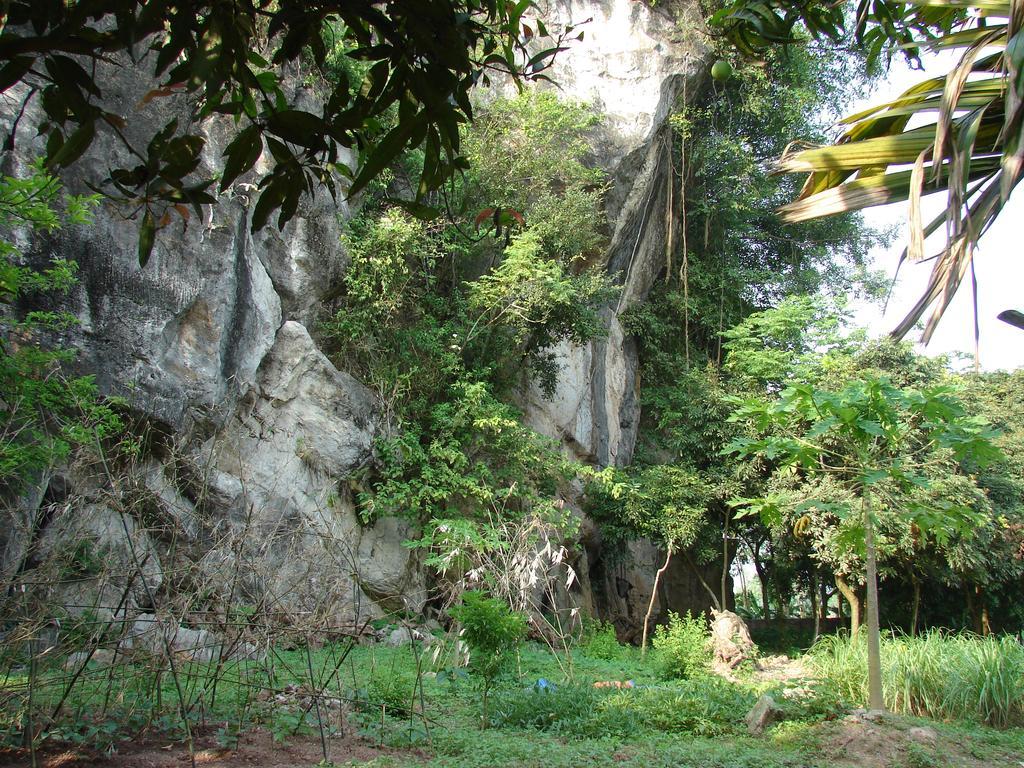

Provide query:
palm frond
left=774, top=0, right=1024, bottom=341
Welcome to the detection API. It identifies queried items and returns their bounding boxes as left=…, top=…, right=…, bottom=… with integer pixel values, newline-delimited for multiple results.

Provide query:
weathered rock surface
left=127, top=613, right=261, bottom=663
left=29, top=500, right=164, bottom=619
left=521, top=0, right=710, bottom=467
left=710, top=608, right=757, bottom=670
left=0, top=0, right=714, bottom=636
left=0, top=64, right=422, bottom=629
left=516, top=0, right=716, bottom=633
left=746, top=694, right=783, bottom=735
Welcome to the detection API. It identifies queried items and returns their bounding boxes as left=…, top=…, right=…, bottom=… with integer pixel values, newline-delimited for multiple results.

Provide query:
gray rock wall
left=1, top=0, right=715, bottom=636
left=520, top=0, right=718, bottom=631
left=0, top=63, right=417, bottom=630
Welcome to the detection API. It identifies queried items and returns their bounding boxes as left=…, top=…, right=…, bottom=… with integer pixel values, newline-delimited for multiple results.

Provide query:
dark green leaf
left=47, top=121, right=95, bottom=169
left=221, top=124, right=264, bottom=191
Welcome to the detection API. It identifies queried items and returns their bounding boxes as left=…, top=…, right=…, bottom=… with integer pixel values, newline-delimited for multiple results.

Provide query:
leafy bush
left=493, top=677, right=754, bottom=738
left=618, top=681, right=754, bottom=736
left=811, top=630, right=1024, bottom=727
left=652, top=611, right=712, bottom=680
left=493, top=684, right=615, bottom=735
left=578, top=620, right=624, bottom=661
left=451, top=591, right=527, bottom=725
left=461, top=90, right=608, bottom=263
left=0, top=164, right=121, bottom=489
left=354, top=665, right=419, bottom=717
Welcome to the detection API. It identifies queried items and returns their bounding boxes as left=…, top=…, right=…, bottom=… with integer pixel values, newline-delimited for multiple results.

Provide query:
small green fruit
left=711, top=60, right=733, bottom=82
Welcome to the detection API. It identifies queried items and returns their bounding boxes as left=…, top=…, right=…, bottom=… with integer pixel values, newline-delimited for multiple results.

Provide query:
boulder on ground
left=382, top=626, right=432, bottom=647
left=745, top=693, right=783, bottom=735
left=127, top=613, right=261, bottom=662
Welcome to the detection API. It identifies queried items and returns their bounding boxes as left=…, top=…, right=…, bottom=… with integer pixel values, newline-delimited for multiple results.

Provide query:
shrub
left=618, top=680, right=754, bottom=736
left=652, top=611, right=712, bottom=680
left=354, top=665, right=419, bottom=717
left=0, top=164, right=120, bottom=489
left=493, top=677, right=754, bottom=739
left=578, top=620, right=624, bottom=661
left=492, top=684, right=616, bottom=735
left=451, top=591, right=527, bottom=726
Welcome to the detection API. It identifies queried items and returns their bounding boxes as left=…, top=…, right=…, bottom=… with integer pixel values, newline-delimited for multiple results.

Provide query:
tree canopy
left=712, top=0, right=1024, bottom=341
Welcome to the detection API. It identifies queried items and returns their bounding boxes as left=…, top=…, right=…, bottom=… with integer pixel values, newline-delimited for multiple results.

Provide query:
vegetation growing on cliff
left=2, top=0, right=1024, bottom=764
left=0, top=164, right=121, bottom=492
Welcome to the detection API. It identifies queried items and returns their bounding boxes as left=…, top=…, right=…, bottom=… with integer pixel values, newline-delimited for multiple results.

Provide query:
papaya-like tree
left=728, top=376, right=1001, bottom=711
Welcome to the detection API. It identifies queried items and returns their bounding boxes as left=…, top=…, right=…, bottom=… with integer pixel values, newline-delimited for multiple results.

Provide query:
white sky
left=846, top=54, right=1024, bottom=372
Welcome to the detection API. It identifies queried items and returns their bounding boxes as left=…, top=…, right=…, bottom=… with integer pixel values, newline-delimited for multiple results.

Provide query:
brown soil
left=0, top=727, right=417, bottom=768
left=817, top=713, right=1023, bottom=768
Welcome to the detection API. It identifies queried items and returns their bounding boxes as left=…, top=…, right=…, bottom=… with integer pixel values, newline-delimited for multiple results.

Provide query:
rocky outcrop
left=0, top=61, right=422, bottom=629
left=521, top=0, right=710, bottom=468
left=523, top=0, right=717, bottom=631
left=1, top=0, right=714, bottom=637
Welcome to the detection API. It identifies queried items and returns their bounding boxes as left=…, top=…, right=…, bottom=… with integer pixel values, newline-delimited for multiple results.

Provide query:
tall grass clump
left=811, top=630, right=1024, bottom=727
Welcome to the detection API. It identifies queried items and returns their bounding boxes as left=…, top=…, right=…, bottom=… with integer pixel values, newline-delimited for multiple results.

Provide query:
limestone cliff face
left=518, top=0, right=717, bottom=634
left=521, top=0, right=708, bottom=467
left=1, top=0, right=713, bottom=634
left=0, top=68, right=419, bottom=628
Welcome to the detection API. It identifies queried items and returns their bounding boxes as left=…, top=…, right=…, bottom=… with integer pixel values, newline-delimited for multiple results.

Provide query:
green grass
left=810, top=630, right=1024, bottom=727
left=3, top=628, right=1024, bottom=766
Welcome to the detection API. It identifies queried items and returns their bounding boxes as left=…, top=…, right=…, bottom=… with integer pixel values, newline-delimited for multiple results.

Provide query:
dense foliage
left=319, top=92, right=614, bottom=624
left=711, top=0, right=1024, bottom=340
left=0, top=164, right=122, bottom=494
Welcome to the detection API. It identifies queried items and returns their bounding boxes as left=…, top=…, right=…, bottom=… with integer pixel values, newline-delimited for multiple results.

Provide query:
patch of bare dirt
left=817, top=713, right=1022, bottom=768
left=0, top=727, right=419, bottom=768
left=751, top=654, right=811, bottom=684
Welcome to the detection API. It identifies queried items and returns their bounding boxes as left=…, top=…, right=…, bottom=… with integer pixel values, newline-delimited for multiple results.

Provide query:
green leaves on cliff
left=320, top=92, right=615, bottom=528
left=0, top=164, right=123, bottom=487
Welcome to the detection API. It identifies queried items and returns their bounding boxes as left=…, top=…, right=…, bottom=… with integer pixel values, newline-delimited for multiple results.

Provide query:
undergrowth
left=4, top=624, right=1024, bottom=767
left=811, top=630, right=1024, bottom=727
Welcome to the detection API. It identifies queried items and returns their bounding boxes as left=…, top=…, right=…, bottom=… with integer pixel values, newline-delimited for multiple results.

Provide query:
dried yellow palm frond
left=775, top=0, right=1024, bottom=342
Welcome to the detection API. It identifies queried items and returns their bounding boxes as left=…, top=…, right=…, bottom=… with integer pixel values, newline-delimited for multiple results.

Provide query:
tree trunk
left=811, top=573, right=820, bottom=643
left=966, top=583, right=979, bottom=634
left=683, top=549, right=722, bottom=612
left=977, top=585, right=991, bottom=636
left=835, top=574, right=860, bottom=637
left=720, top=511, right=731, bottom=611
left=911, top=576, right=921, bottom=637
left=863, top=496, right=886, bottom=713
left=775, top=573, right=789, bottom=620
left=641, top=544, right=674, bottom=657
left=749, top=539, right=771, bottom=620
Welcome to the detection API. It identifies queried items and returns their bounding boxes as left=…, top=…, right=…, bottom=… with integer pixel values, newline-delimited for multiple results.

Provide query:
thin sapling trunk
left=641, top=543, right=674, bottom=657
left=863, top=493, right=885, bottom=712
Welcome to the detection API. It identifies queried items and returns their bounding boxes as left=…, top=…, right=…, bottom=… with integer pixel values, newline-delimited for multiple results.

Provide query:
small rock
left=907, top=726, right=938, bottom=744
left=383, top=626, right=431, bottom=647
left=745, top=693, right=783, bottom=735
left=63, top=649, right=115, bottom=669
left=844, top=708, right=886, bottom=723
